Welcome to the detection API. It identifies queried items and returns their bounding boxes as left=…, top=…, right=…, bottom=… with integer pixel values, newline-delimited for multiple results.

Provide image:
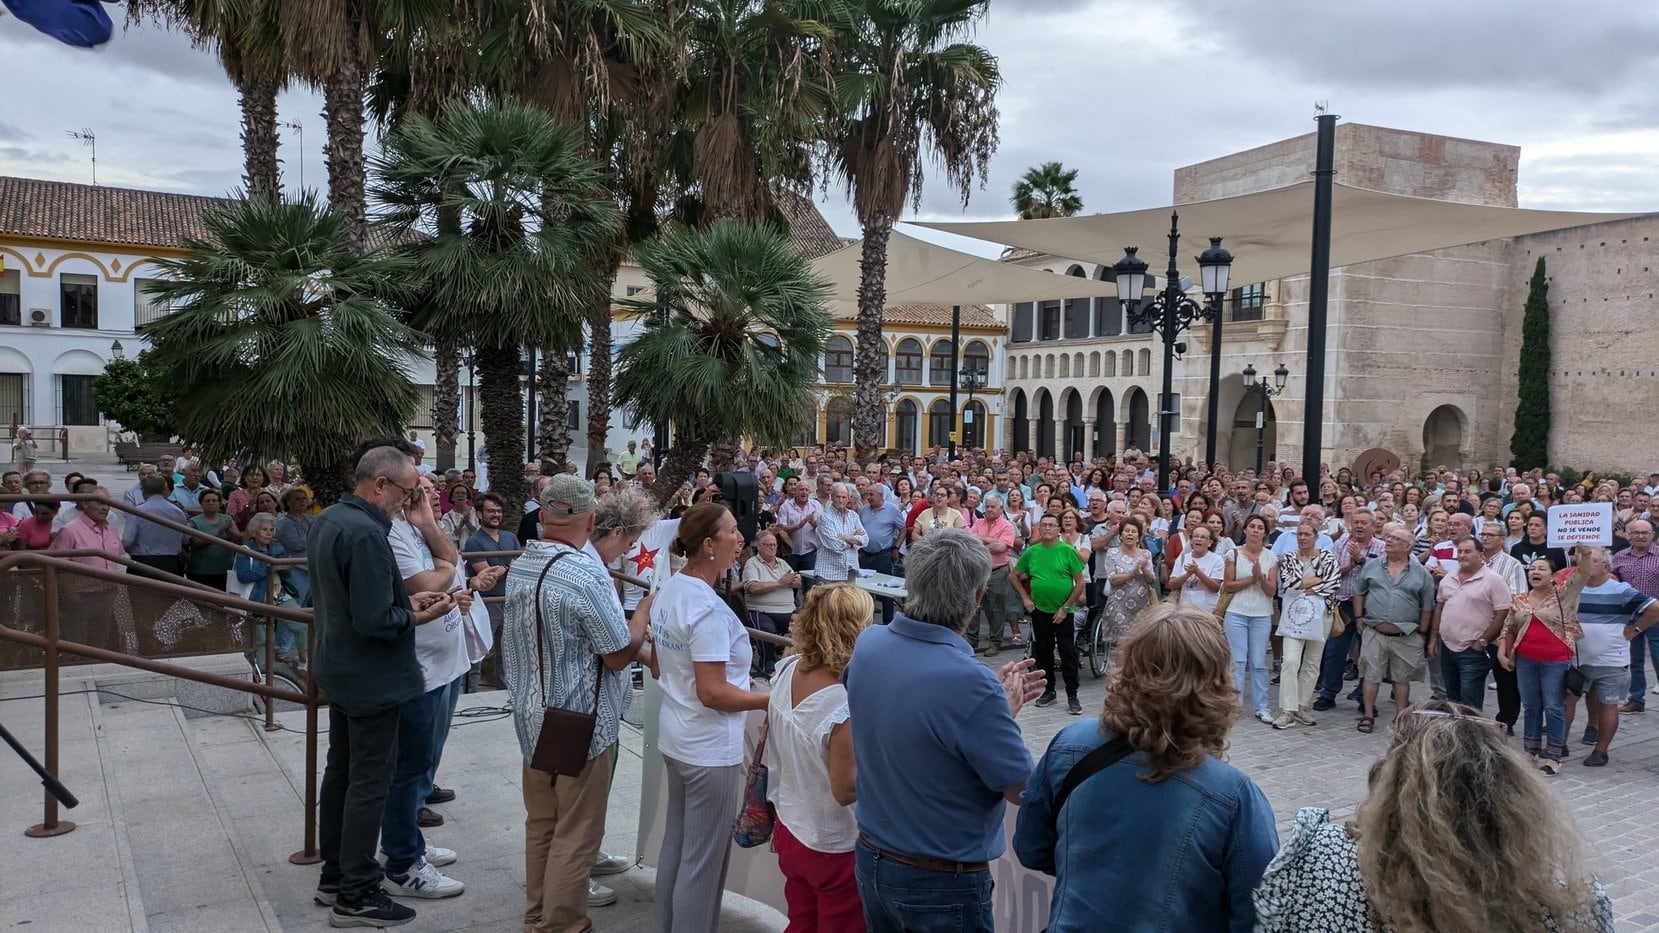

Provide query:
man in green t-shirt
left=1011, top=514, right=1087, bottom=714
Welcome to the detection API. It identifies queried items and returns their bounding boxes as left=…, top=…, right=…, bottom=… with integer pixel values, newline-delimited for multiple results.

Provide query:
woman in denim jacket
left=1013, top=603, right=1279, bottom=932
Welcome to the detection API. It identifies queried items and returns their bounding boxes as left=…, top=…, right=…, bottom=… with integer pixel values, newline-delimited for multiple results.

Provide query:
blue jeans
left=1225, top=612, right=1273, bottom=714
left=855, top=840, right=993, bottom=933
left=1315, top=600, right=1358, bottom=701
left=1628, top=628, right=1659, bottom=707
left=1515, top=656, right=1569, bottom=761
left=420, top=675, right=462, bottom=803
left=1439, top=645, right=1491, bottom=712
left=381, top=683, right=443, bottom=873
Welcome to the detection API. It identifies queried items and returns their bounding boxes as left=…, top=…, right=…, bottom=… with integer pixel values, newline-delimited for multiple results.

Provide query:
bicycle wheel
left=1088, top=617, right=1108, bottom=678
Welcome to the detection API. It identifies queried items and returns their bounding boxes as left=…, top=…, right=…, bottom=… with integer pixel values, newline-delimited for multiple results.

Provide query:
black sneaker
left=1584, top=749, right=1610, bottom=767
left=425, top=786, right=455, bottom=805
left=315, top=882, right=339, bottom=907
left=1034, top=691, right=1057, bottom=708
left=1310, top=697, right=1336, bottom=712
left=330, top=888, right=415, bottom=928
left=1342, top=663, right=1359, bottom=682
left=1067, top=696, right=1082, bottom=715
left=1582, top=726, right=1600, bottom=746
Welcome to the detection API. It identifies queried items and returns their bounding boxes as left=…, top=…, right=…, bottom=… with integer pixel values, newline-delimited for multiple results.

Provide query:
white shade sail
left=914, top=181, right=1653, bottom=288
left=812, top=230, right=1112, bottom=313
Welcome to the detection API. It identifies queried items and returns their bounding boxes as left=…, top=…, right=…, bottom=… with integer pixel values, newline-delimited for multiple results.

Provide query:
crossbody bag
left=529, top=551, right=606, bottom=778
left=1049, top=736, right=1133, bottom=833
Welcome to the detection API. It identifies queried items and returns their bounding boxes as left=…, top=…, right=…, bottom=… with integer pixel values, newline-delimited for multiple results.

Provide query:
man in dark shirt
left=309, top=446, right=455, bottom=927
left=1511, top=512, right=1568, bottom=572
left=464, top=492, right=519, bottom=689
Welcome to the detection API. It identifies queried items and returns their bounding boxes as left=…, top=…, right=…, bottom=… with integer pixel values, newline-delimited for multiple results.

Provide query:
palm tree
left=1012, top=161, right=1082, bottom=219
left=824, top=0, right=1000, bottom=462
left=615, top=220, right=832, bottom=506
left=129, top=0, right=286, bottom=196
left=279, top=1, right=381, bottom=243
left=139, top=194, right=423, bottom=504
left=371, top=97, right=621, bottom=516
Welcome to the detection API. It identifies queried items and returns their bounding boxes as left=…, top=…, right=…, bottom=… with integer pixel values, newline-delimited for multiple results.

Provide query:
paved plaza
left=4, top=645, right=1659, bottom=932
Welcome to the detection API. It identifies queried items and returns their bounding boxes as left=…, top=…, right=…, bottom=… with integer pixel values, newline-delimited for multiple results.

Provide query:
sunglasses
left=1405, top=708, right=1505, bottom=732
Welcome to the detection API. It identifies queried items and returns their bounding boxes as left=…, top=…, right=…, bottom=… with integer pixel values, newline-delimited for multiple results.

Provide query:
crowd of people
left=6, top=438, right=1657, bottom=931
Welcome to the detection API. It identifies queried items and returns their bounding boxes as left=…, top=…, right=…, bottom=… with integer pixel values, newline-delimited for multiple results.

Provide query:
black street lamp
left=1113, top=215, right=1233, bottom=492
left=1197, top=237, right=1235, bottom=470
left=957, top=364, right=986, bottom=450
left=1242, top=362, right=1289, bottom=476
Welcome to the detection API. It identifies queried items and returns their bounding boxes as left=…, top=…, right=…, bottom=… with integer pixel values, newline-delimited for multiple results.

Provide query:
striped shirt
left=502, top=540, right=630, bottom=763
left=814, top=505, right=868, bottom=582
left=1575, top=579, right=1656, bottom=667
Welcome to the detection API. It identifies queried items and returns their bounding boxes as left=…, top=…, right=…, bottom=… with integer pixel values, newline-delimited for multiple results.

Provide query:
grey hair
left=1300, top=504, right=1325, bottom=522
left=246, top=513, right=278, bottom=535
left=355, top=446, right=412, bottom=483
left=593, top=485, right=661, bottom=538
left=139, top=474, right=167, bottom=497
left=903, top=528, right=991, bottom=631
left=266, top=459, right=286, bottom=471
left=831, top=481, right=858, bottom=501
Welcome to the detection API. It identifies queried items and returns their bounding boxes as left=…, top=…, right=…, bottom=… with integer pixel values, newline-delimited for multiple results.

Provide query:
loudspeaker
left=714, top=471, right=759, bottom=544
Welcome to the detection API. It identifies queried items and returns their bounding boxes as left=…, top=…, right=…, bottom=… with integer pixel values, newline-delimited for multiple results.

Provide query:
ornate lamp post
left=1113, top=218, right=1233, bottom=492
left=957, top=364, right=986, bottom=450
left=1242, top=362, right=1289, bottom=476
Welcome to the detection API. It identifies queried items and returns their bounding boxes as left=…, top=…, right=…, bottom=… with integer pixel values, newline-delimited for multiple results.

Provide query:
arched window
left=894, top=338, right=923, bottom=385
left=1018, top=356, right=1029, bottom=380
left=1120, top=350, right=1132, bottom=375
left=896, top=399, right=919, bottom=454
left=928, top=399, right=953, bottom=448
left=1044, top=354, right=1055, bottom=379
left=1104, top=352, right=1117, bottom=377
left=1059, top=354, right=1071, bottom=379
left=1089, top=352, right=1100, bottom=377
left=824, top=335, right=854, bottom=383
left=963, top=400, right=987, bottom=449
left=1137, top=348, right=1151, bottom=376
left=825, top=396, right=853, bottom=445
left=929, top=340, right=954, bottom=386
left=1073, top=353, right=1083, bottom=377
left=963, top=340, right=991, bottom=381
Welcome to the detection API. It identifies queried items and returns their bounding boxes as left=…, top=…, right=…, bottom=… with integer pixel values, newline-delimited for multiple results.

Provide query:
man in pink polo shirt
left=50, top=488, right=126, bottom=655
left=1429, top=535, right=1512, bottom=713
left=967, top=495, right=1019, bottom=656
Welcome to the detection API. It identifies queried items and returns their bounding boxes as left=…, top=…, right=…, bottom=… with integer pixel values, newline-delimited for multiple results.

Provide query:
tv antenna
left=66, top=128, right=96, bottom=185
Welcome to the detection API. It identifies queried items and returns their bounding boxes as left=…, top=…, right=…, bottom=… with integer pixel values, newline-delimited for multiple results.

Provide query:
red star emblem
left=629, top=545, right=659, bottom=576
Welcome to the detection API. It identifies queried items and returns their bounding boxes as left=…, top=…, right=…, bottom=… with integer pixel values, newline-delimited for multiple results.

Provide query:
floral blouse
left=1254, top=808, right=1613, bottom=933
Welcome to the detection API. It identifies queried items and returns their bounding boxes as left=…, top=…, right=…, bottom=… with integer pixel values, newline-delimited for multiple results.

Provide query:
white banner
left=1547, top=503, right=1612, bottom=547
left=634, top=676, right=1057, bottom=931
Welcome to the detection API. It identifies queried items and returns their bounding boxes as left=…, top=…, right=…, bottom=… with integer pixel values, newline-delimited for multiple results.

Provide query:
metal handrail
left=0, top=550, right=322, bottom=863
left=0, top=493, right=306, bottom=566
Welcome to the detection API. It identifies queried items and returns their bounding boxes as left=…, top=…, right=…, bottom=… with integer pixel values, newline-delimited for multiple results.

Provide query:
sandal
left=1539, top=760, right=1561, bottom=776
left=1009, top=635, right=1027, bottom=648
left=1356, top=716, right=1374, bottom=734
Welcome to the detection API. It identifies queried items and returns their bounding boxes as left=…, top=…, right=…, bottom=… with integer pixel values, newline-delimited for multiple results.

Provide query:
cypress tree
left=1510, top=257, right=1551, bottom=470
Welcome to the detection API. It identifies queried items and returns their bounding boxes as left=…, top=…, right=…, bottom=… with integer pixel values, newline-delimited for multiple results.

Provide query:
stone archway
left=1124, top=388, right=1150, bottom=451
left=1036, top=390, right=1056, bottom=458
left=1422, top=405, right=1467, bottom=471
left=1062, top=389, right=1084, bottom=462
left=1009, top=389, right=1029, bottom=454
left=1093, top=387, right=1115, bottom=460
left=1230, top=393, right=1277, bottom=473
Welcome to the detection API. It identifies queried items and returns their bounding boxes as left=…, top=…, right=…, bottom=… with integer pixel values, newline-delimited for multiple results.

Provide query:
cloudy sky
left=4, top=0, right=1658, bottom=254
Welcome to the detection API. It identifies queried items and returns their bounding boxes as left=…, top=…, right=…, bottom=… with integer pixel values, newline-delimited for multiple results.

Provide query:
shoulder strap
left=1050, top=736, right=1133, bottom=833
left=531, top=550, right=571, bottom=709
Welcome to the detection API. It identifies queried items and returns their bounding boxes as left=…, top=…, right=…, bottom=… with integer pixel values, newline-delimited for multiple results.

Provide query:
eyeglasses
left=1405, top=708, right=1505, bottom=732
left=383, top=477, right=420, bottom=503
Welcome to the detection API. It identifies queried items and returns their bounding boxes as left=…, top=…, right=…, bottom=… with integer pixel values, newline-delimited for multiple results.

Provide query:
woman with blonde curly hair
left=1013, top=603, right=1278, bottom=932
left=1254, top=698, right=1612, bottom=932
left=764, top=583, right=874, bottom=933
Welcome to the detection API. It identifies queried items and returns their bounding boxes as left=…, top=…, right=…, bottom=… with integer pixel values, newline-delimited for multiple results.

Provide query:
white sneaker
left=1254, top=709, right=1274, bottom=725
left=591, top=851, right=632, bottom=876
left=385, top=858, right=465, bottom=899
left=588, top=879, right=617, bottom=907
left=425, top=845, right=457, bottom=868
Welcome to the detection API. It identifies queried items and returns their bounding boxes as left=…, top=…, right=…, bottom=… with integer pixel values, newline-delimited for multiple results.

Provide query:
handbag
left=1279, top=593, right=1327, bottom=641
left=1211, top=551, right=1240, bottom=621
left=528, top=552, right=605, bottom=778
left=732, top=717, right=776, bottom=848
left=1549, top=586, right=1589, bottom=697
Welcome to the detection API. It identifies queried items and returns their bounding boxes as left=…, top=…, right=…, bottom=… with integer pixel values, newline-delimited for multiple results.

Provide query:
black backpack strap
left=1049, top=736, right=1133, bottom=833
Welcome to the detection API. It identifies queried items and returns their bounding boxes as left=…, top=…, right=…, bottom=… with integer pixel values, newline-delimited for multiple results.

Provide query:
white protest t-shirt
left=388, top=518, right=470, bottom=693
left=651, top=571, right=752, bottom=767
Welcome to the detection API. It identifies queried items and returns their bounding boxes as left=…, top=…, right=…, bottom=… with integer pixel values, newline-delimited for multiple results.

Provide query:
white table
left=800, top=569, right=909, bottom=601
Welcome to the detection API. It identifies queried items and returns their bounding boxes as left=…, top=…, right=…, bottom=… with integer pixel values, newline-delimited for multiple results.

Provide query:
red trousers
left=775, top=818, right=866, bottom=933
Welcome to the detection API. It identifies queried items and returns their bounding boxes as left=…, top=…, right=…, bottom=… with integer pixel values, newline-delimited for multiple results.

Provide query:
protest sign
left=1547, top=503, right=1612, bottom=547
